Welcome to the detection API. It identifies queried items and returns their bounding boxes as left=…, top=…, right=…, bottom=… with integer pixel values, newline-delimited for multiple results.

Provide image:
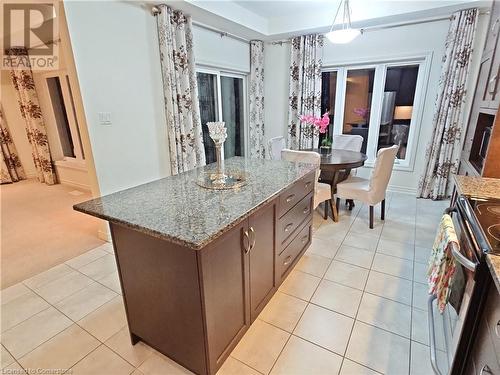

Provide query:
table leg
left=329, top=171, right=341, bottom=222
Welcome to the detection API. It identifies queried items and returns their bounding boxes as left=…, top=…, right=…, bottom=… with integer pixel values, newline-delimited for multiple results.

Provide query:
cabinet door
left=200, top=221, right=250, bottom=374
left=248, top=200, right=277, bottom=321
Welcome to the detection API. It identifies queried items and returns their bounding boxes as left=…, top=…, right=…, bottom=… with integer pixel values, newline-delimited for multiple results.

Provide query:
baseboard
left=387, top=185, right=417, bottom=195
left=59, top=179, right=91, bottom=192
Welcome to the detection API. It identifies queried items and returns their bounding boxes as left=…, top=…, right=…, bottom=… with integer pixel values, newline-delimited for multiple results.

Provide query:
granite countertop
left=74, top=157, right=316, bottom=250
left=486, top=255, right=500, bottom=294
left=453, top=175, right=500, bottom=200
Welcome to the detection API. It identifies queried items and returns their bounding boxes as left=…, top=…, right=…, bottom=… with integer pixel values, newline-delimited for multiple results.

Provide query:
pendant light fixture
left=326, top=0, right=361, bottom=44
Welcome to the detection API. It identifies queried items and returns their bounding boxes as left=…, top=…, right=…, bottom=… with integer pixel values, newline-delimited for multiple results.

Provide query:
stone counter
left=74, top=157, right=316, bottom=250
left=453, top=175, right=500, bottom=200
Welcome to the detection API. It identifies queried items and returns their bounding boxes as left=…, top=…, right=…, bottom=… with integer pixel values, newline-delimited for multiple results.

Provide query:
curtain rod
left=151, top=5, right=251, bottom=44
left=270, top=9, right=489, bottom=45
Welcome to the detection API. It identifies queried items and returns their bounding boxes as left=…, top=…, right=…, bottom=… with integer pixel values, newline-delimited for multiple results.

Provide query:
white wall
left=1, top=71, right=37, bottom=177
left=264, top=16, right=489, bottom=194
left=64, top=1, right=251, bottom=195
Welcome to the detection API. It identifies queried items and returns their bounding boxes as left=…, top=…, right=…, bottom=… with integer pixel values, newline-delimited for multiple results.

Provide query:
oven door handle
left=428, top=294, right=443, bottom=375
left=450, top=242, right=477, bottom=272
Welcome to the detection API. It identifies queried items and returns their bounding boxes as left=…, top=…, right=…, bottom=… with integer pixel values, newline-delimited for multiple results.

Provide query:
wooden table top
left=309, top=149, right=367, bottom=171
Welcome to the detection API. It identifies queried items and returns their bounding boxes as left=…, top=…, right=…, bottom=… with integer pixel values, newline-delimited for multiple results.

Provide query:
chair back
left=267, top=136, right=286, bottom=160
left=281, top=149, right=320, bottom=189
left=332, top=134, right=363, bottom=152
left=369, top=145, right=399, bottom=200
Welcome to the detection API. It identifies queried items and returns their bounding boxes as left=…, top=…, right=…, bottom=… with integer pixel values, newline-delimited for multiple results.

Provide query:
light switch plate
left=98, top=112, right=112, bottom=125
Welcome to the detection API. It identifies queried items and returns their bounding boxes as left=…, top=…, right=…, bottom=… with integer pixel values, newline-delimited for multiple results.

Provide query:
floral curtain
left=249, top=40, right=265, bottom=158
left=0, top=104, right=25, bottom=184
left=156, top=5, right=206, bottom=175
left=9, top=48, right=56, bottom=185
left=287, top=34, right=324, bottom=150
left=418, top=9, right=478, bottom=200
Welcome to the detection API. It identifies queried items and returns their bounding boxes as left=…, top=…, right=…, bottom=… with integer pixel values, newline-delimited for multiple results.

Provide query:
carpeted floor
left=1, top=179, right=105, bottom=288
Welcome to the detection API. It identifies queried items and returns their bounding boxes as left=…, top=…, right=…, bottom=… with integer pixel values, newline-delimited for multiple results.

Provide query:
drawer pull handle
left=284, top=223, right=294, bottom=233
left=489, top=75, right=498, bottom=94
left=283, top=256, right=292, bottom=266
left=492, top=18, right=500, bottom=34
left=301, top=235, right=309, bottom=244
left=249, top=226, right=256, bottom=251
left=285, top=194, right=295, bottom=203
left=480, top=365, right=492, bottom=375
left=495, top=320, right=500, bottom=338
left=303, top=206, right=309, bottom=214
left=243, top=230, right=250, bottom=254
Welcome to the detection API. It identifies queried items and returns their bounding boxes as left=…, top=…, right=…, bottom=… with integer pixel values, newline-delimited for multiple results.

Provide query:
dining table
left=308, top=148, right=368, bottom=222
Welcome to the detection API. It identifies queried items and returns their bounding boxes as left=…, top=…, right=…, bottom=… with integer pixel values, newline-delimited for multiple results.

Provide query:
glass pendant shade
left=326, top=28, right=361, bottom=44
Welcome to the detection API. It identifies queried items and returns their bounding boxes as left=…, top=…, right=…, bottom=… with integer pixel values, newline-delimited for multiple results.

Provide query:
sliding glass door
left=196, top=69, right=246, bottom=164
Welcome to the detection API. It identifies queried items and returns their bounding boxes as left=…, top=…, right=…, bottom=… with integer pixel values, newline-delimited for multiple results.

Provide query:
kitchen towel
left=427, top=213, right=459, bottom=313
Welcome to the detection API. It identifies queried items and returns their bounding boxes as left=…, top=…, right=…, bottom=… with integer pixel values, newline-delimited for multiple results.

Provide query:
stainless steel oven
left=428, top=196, right=490, bottom=374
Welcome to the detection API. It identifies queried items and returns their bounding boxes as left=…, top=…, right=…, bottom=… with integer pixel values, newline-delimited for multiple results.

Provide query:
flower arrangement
left=299, top=112, right=332, bottom=148
left=353, top=107, right=369, bottom=120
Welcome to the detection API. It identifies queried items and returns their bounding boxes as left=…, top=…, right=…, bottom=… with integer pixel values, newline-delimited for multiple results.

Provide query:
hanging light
left=326, top=0, right=361, bottom=44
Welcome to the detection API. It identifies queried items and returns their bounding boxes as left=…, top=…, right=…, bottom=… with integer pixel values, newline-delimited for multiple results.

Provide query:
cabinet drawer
left=485, top=284, right=500, bottom=361
left=472, top=316, right=500, bottom=375
left=278, top=193, right=312, bottom=245
left=279, top=173, right=315, bottom=217
left=278, top=222, right=311, bottom=278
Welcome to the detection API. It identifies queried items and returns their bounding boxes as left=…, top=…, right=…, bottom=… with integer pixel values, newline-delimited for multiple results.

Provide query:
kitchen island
left=74, top=157, right=316, bottom=375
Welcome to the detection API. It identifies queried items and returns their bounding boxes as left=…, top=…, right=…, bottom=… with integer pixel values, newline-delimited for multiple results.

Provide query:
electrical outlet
left=98, top=112, right=112, bottom=125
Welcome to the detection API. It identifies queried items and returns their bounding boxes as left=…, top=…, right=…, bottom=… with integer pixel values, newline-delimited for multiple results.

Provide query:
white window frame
left=196, top=66, right=249, bottom=157
left=322, top=52, right=433, bottom=171
left=39, top=70, right=85, bottom=162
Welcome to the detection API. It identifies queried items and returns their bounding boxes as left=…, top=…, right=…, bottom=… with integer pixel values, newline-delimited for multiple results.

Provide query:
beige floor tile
left=270, top=335, right=342, bottom=375
left=18, top=324, right=99, bottom=372
left=349, top=217, right=384, bottom=236
left=306, top=237, right=341, bottom=259
left=99, top=272, right=122, bottom=294
left=411, top=308, right=446, bottom=351
left=279, top=270, right=321, bottom=301
left=66, top=247, right=109, bottom=270
left=1, top=291, right=50, bottom=332
left=364, top=271, right=412, bottom=305
left=1, top=360, right=27, bottom=374
left=343, top=233, right=379, bottom=252
left=414, top=230, right=435, bottom=248
left=413, top=262, right=427, bottom=284
left=1, top=307, right=72, bottom=358
left=334, top=245, right=374, bottom=269
left=79, top=254, right=117, bottom=281
left=410, top=341, right=448, bottom=375
left=0, top=283, right=31, bottom=306
left=1, top=345, right=15, bottom=368
left=356, top=293, right=411, bottom=338
left=346, top=321, right=410, bottom=375
left=295, top=253, right=331, bottom=277
left=324, top=261, right=369, bottom=290
left=258, top=292, right=307, bottom=332
left=412, top=282, right=429, bottom=311
left=139, top=350, right=194, bottom=374
left=216, top=357, right=261, bottom=375
left=70, top=345, right=134, bottom=375
left=376, top=238, right=414, bottom=260
left=23, top=264, right=74, bottom=289
left=311, top=280, right=362, bottom=318
left=294, top=304, right=353, bottom=356
left=414, top=246, right=431, bottom=264
left=232, top=320, right=289, bottom=374
left=371, top=253, right=413, bottom=280
left=78, top=296, right=127, bottom=342
left=340, top=359, right=382, bottom=375
left=54, top=282, right=117, bottom=321
left=95, top=242, right=114, bottom=254
left=105, top=327, right=153, bottom=367
left=131, top=369, right=145, bottom=375
left=34, top=271, right=95, bottom=305
left=313, top=223, right=349, bottom=242
left=380, top=224, right=415, bottom=244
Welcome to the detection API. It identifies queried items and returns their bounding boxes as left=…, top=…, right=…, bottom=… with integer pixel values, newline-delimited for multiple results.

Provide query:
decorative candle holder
left=207, top=122, right=227, bottom=186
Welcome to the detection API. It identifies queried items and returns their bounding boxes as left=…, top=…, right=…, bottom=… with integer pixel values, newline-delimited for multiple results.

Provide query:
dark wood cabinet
left=110, top=171, right=315, bottom=375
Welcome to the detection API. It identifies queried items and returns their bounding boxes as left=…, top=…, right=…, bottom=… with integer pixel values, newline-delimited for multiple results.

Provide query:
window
left=45, top=73, right=85, bottom=161
left=196, top=69, right=246, bottom=163
left=321, top=57, right=428, bottom=169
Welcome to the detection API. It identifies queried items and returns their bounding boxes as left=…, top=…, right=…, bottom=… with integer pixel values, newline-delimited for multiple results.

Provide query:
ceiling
left=173, top=0, right=491, bottom=40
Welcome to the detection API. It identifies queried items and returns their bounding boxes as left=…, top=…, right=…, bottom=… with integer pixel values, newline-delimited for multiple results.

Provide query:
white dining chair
left=336, top=145, right=398, bottom=229
left=267, top=136, right=286, bottom=160
left=281, top=149, right=334, bottom=221
left=332, top=134, right=363, bottom=152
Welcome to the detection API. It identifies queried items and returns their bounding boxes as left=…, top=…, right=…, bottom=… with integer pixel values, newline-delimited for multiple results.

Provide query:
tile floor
left=0, top=192, right=449, bottom=375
